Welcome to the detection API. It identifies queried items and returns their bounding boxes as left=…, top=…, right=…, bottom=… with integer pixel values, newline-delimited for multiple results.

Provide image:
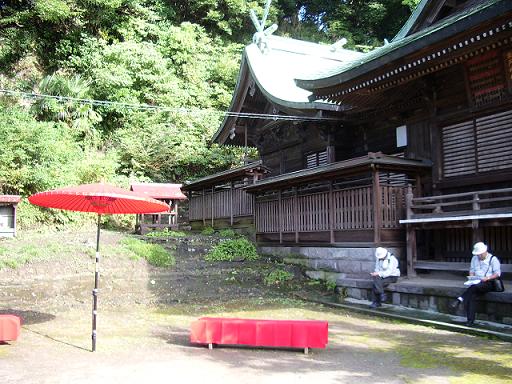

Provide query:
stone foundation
left=335, top=277, right=512, bottom=325
left=259, top=246, right=404, bottom=279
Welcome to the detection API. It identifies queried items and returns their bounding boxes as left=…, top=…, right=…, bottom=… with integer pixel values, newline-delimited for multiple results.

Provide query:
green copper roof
left=244, top=35, right=363, bottom=108
left=392, top=0, right=430, bottom=42
left=211, top=35, right=363, bottom=144
left=296, top=0, right=509, bottom=90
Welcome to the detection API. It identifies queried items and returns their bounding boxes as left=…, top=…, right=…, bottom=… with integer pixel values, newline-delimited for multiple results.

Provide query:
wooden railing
left=189, top=188, right=254, bottom=221
left=401, top=187, right=512, bottom=276
left=255, top=185, right=407, bottom=234
left=403, top=187, right=512, bottom=222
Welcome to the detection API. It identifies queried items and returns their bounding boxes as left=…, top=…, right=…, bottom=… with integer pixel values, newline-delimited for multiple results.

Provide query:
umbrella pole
left=92, top=214, right=101, bottom=352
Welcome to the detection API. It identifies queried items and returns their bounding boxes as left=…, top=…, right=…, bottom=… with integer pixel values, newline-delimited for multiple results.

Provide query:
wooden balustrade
left=401, top=187, right=512, bottom=276
left=255, top=185, right=407, bottom=235
left=403, top=186, right=512, bottom=222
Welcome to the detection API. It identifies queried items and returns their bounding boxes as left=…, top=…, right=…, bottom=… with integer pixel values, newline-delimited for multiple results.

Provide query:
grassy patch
left=264, top=268, right=294, bottom=287
left=145, top=229, right=188, bottom=238
left=121, top=237, right=175, bottom=267
left=201, top=226, right=215, bottom=235
left=205, top=238, right=259, bottom=262
left=0, top=234, right=89, bottom=269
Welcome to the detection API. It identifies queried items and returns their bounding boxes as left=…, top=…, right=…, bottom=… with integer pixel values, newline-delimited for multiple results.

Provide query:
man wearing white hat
left=450, top=242, right=502, bottom=326
left=369, top=247, right=400, bottom=308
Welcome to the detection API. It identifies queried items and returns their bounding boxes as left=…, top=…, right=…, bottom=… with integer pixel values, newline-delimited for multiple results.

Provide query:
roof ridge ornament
left=250, top=0, right=278, bottom=54
left=330, top=38, right=348, bottom=52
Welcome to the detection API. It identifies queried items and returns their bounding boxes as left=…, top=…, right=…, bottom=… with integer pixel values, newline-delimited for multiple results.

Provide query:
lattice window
left=442, top=110, right=512, bottom=178
left=305, top=150, right=328, bottom=168
left=466, top=50, right=506, bottom=107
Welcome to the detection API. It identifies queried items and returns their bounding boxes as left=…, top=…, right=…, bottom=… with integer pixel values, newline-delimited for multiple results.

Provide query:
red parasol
left=29, top=183, right=169, bottom=352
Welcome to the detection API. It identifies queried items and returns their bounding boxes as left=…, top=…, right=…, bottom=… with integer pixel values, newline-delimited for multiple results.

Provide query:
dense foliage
left=0, top=0, right=415, bottom=226
left=205, top=238, right=259, bottom=262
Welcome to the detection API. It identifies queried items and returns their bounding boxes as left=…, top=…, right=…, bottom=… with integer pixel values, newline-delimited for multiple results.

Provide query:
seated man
left=369, top=247, right=400, bottom=308
left=450, top=242, right=501, bottom=326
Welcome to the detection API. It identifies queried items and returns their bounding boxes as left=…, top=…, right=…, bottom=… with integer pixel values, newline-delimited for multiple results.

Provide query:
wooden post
left=372, top=167, right=382, bottom=244
left=175, top=201, right=179, bottom=226
left=230, top=182, right=234, bottom=226
left=211, top=186, right=215, bottom=229
left=405, top=185, right=417, bottom=277
left=13, top=203, right=17, bottom=237
left=278, top=190, right=283, bottom=244
left=472, top=192, right=481, bottom=243
left=329, top=181, right=334, bottom=244
left=294, top=188, right=299, bottom=243
left=202, top=189, right=206, bottom=226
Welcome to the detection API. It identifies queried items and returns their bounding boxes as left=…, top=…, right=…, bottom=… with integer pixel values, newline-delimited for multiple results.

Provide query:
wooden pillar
left=472, top=192, right=482, bottom=243
left=294, top=188, right=299, bottom=243
left=278, top=190, right=283, bottom=244
left=13, top=203, right=17, bottom=237
left=414, top=174, right=422, bottom=197
left=211, top=186, right=214, bottom=229
left=202, top=189, right=206, bottom=226
left=230, top=182, right=234, bottom=226
left=175, top=201, right=179, bottom=226
left=329, top=181, right=334, bottom=244
left=372, top=166, right=382, bottom=244
left=405, top=185, right=417, bottom=277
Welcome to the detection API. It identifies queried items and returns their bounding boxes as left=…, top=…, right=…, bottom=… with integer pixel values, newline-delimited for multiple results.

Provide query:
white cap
left=472, top=242, right=488, bottom=255
left=375, top=247, right=388, bottom=259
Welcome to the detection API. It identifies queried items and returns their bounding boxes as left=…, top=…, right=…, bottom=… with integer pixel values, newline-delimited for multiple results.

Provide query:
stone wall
left=259, top=246, right=404, bottom=279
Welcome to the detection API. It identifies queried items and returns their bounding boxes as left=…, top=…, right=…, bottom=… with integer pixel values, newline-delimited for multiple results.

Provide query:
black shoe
left=449, top=300, right=461, bottom=309
left=380, top=293, right=388, bottom=303
left=369, top=302, right=382, bottom=309
left=465, top=320, right=475, bottom=327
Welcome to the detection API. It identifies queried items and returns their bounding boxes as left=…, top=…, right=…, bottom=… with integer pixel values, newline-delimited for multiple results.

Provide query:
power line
left=0, top=88, right=342, bottom=122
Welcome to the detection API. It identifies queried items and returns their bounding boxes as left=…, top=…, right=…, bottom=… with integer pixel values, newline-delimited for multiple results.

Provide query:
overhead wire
left=0, top=88, right=343, bottom=122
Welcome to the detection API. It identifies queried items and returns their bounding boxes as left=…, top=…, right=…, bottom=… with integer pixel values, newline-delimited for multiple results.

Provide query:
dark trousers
left=462, top=281, right=494, bottom=322
left=372, top=276, right=398, bottom=302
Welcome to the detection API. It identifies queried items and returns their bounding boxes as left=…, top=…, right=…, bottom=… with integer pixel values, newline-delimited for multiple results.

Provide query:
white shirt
left=470, top=253, right=501, bottom=278
left=374, top=254, right=400, bottom=278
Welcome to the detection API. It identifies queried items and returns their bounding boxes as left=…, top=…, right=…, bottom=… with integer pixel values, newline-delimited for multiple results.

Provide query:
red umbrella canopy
left=29, top=182, right=169, bottom=214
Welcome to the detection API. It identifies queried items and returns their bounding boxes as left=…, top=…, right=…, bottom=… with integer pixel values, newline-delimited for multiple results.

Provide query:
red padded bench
left=0, top=315, right=21, bottom=342
left=190, top=317, right=328, bottom=354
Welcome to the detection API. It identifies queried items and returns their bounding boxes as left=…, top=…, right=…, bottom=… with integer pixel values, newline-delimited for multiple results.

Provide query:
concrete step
left=294, top=292, right=512, bottom=342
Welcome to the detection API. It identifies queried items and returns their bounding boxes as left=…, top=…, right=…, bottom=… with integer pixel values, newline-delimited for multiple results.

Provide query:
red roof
left=0, top=195, right=21, bottom=203
left=130, top=183, right=187, bottom=200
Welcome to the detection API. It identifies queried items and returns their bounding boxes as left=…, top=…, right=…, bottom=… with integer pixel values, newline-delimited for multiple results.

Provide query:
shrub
left=121, top=237, right=175, bottom=267
left=325, top=279, right=337, bottom=292
left=217, top=228, right=238, bottom=238
left=145, top=229, right=187, bottom=238
left=205, top=238, right=259, bottom=262
left=201, top=226, right=215, bottom=235
left=264, top=269, right=294, bottom=286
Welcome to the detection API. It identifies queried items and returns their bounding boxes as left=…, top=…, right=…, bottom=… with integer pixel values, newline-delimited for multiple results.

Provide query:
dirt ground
left=1, top=230, right=511, bottom=384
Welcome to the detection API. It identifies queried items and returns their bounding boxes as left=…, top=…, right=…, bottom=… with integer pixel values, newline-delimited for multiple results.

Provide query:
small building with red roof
left=129, top=183, right=187, bottom=234
left=0, top=195, right=21, bottom=237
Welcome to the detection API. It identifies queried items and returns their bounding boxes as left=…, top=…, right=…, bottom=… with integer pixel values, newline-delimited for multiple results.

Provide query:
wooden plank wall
left=189, top=188, right=254, bottom=220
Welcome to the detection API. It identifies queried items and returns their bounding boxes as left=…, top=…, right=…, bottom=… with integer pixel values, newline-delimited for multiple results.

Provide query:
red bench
left=0, top=314, right=21, bottom=342
left=190, top=317, right=328, bottom=354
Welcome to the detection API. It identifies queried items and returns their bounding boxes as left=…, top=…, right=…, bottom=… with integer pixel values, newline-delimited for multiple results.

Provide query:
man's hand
left=370, top=272, right=379, bottom=277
